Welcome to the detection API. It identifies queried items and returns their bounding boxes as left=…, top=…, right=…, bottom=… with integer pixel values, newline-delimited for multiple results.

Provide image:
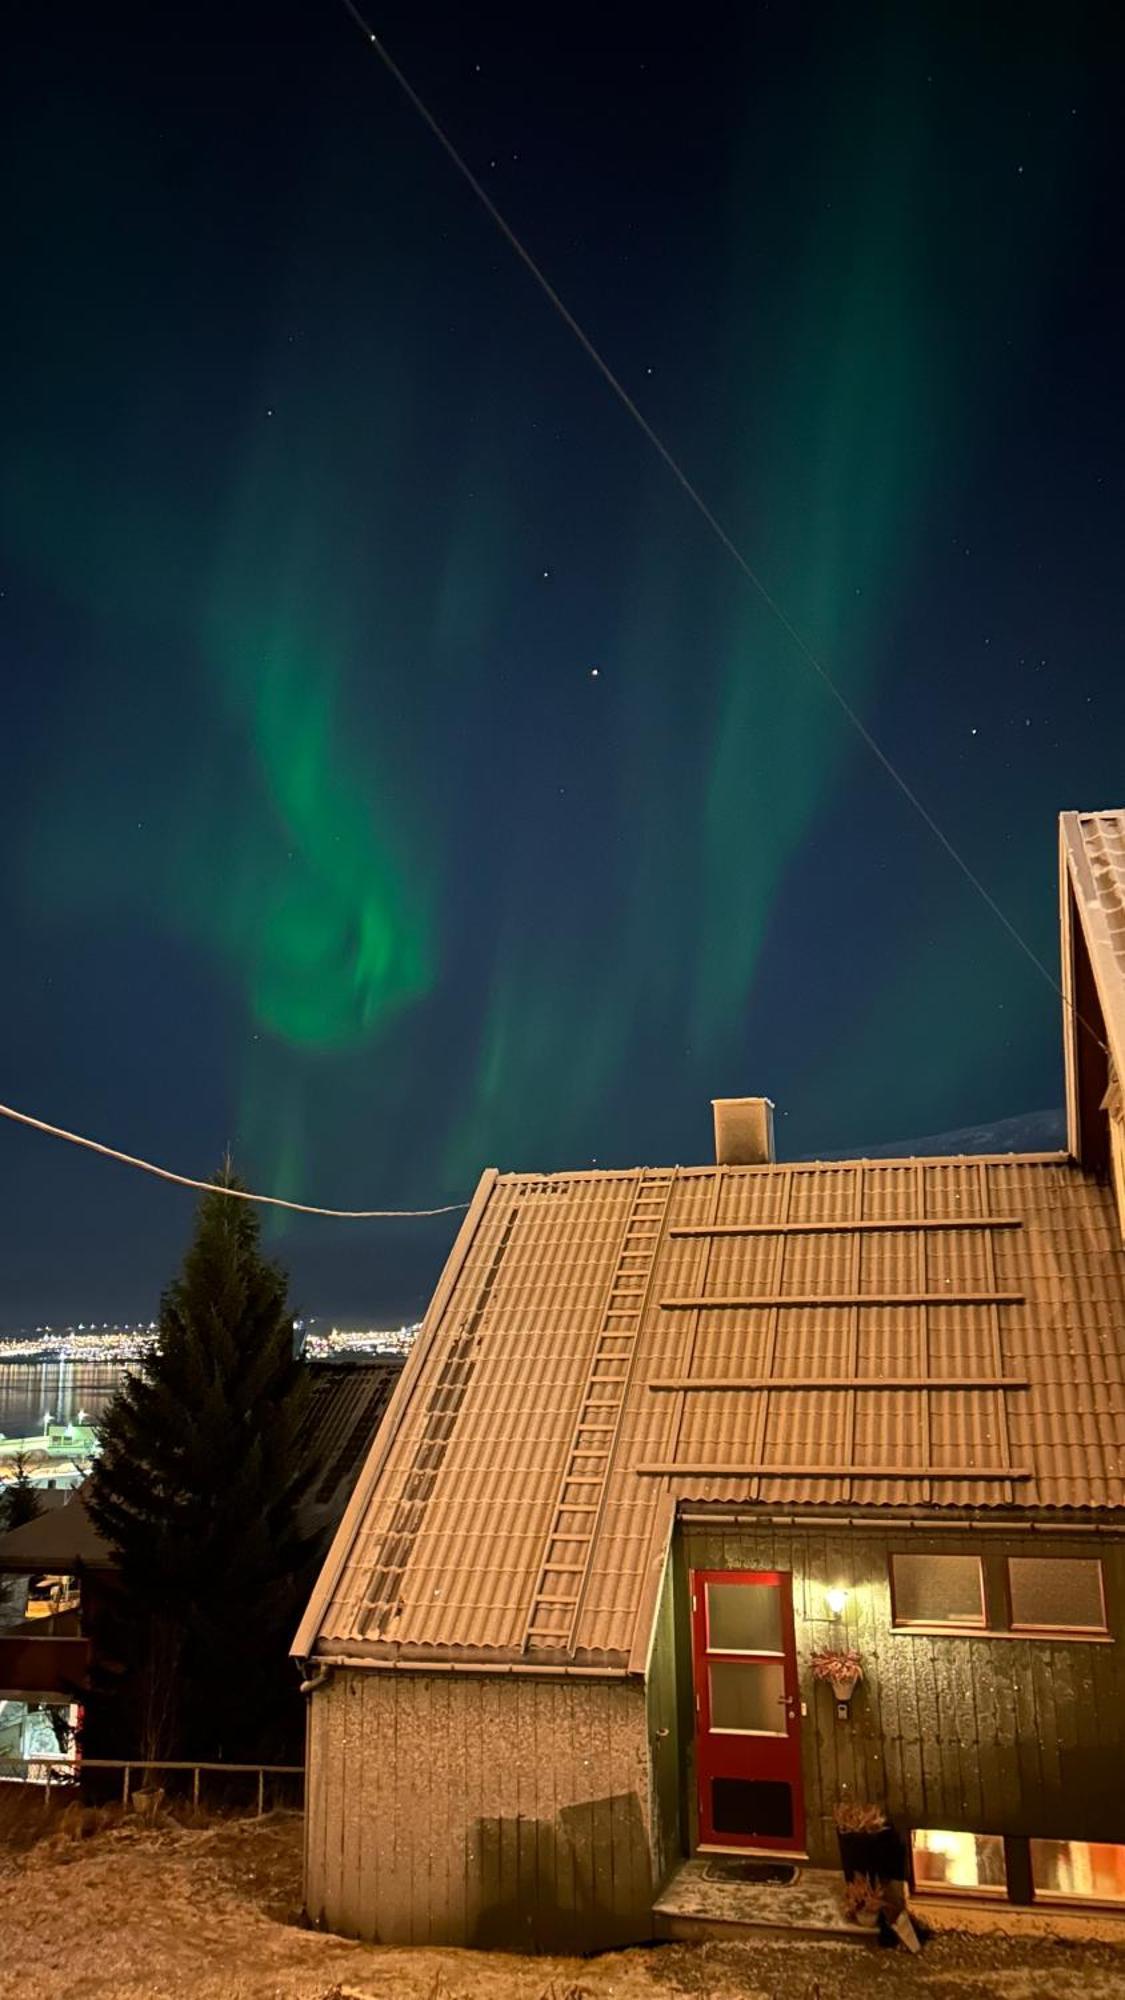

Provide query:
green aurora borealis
left=2, top=2, right=1123, bottom=1314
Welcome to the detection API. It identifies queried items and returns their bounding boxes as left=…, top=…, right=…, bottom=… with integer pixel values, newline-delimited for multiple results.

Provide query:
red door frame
left=691, top=1568, right=806, bottom=1853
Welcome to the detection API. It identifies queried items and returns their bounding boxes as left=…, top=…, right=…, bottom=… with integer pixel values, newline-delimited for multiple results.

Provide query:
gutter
left=311, top=1654, right=634, bottom=1680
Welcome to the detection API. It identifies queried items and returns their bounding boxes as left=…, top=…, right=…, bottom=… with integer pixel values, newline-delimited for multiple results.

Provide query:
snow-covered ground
left=2, top=1808, right=1125, bottom=2000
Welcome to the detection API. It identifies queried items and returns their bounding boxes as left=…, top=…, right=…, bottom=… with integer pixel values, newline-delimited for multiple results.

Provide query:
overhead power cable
left=337, top=2, right=1110, bottom=1060
left=0, top=1099, right=468, bottom=1218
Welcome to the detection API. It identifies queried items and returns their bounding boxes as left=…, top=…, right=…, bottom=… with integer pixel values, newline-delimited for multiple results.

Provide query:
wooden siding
left=675, top=1522, right=1125, bottom=1867
left=644, top=1553, right=683, bottom=1893
left=305, top=1669, right=655, bottom=1949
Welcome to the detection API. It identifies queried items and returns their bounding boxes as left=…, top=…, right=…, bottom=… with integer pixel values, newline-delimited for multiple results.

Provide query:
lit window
left=1031, top=1840, right=1125, bottom=1904
left=1008, top=1558, right=1107, bottom=1633
left=891, top=1554, right=985, bottom=1628
left=912, top=1830, right=1006, bottom=1894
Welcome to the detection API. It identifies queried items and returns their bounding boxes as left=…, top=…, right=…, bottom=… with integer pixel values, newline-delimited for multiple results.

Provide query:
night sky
left=2, top=2, right=1123, bottom=1328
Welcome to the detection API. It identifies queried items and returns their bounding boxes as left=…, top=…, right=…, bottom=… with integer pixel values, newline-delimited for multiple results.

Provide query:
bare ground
left=3, top=1809, right=1125, bottom=2000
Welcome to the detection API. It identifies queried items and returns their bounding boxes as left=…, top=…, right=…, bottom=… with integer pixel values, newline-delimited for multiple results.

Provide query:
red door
left=691, top=1569, right=805, bottom=1853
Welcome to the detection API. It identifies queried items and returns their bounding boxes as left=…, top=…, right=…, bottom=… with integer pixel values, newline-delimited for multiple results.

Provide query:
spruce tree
left=3, top=1452, right=43, bottom=1532
left=87, top=1164, right=314, bottom=1763
left=0, top=1454, right=43, bottom=1624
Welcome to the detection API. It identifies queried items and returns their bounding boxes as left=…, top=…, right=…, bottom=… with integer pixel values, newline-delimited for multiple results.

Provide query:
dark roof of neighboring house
left=0, top=1492, right=114, bottom=1573
left=298, top=1358, right=404, bottom=1542
left=296, top=1153, right=1125, bottom=1674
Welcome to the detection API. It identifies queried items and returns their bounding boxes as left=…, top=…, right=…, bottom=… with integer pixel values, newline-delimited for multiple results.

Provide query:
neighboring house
left=0, top=1494, right=114, bottom=1778
left=294, top=807, right=1125, bottom=1949
left=0, top=1357, right=402, bottom=1772
left=296, top=1358, right=405, bottom=1552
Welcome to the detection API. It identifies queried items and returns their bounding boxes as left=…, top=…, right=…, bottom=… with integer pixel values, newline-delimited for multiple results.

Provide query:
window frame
left=889, top=1551, right=987, bottom=1632
left=1005, top=1556, right=1108, bottom=1638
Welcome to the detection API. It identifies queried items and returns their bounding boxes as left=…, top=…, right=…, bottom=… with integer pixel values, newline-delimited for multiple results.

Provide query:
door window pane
left=712, top=1777, right=792, bottom=1838
left=709, top=1659, right=786, bottom=1733
left=706, top=1581, right=782, bottom=1654
left=1008, top=1558, right=1106, bottom=1632
left=891, top=1554, right=985, bottom=1627
left=912, top=1830, right=1006, bottom=1893
left=1031, top=1841, right=1125, bottom=1904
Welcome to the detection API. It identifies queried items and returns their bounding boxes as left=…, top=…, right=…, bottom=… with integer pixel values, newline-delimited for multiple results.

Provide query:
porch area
left=653, top=1855, right=868, bottom=1943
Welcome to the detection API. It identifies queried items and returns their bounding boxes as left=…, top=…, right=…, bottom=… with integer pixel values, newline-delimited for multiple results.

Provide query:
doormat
left=703, top=1860, right=799, bottom=1886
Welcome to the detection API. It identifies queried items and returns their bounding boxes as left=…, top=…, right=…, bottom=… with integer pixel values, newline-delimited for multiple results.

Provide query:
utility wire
left=0, top=1099, right=467, bottom=1218
left=338, top=1, right=1110, bottom=1060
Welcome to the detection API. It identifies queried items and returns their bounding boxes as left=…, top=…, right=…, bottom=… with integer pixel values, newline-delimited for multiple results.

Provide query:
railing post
left=192, top=1767, right=200, bottom=1811
left=257, top=1768, right=264, bottom=1817
left=43, top=1765, right=51, bottom=1812
left=122, top=1763, right=131, bottom=1808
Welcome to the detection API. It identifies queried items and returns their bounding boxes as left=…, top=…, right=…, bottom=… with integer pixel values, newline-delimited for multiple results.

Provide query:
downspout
left=298, top=1662, right=332, bottom=1695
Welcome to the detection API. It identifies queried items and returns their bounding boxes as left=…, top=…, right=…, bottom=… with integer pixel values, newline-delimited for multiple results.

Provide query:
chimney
left=712, top=1096, right=775, bottom=1167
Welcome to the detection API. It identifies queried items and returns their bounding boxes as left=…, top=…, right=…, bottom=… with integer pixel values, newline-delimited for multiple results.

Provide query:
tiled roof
left=298, top=1154, right=1125, bottom=1671
left=1062, top=808, right=1125, bottom=1085
left=297, top=1359, right=403, bottom=1542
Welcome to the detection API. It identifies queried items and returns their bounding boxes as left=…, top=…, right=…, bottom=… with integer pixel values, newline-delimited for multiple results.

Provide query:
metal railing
left=1, top=1755, right=303, bottom=1814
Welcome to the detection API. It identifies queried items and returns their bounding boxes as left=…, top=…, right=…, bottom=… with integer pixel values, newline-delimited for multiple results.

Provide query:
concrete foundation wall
left=305, top=1668, right=655, bottom=1949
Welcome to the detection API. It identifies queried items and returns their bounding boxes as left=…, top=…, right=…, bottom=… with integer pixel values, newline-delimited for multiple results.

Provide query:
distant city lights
left=0, top=1318, right=420, bottom=1363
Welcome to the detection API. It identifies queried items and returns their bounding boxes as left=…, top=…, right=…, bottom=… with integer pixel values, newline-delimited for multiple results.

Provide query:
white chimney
left=713, top=1097, right=775, bottom=1167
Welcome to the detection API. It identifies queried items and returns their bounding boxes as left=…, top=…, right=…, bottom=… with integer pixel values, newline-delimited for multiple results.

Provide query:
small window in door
left=890, top=1554, right=985, bottom=1628
left=712, top=1777, right=793, bottom=1838
left=706, top=1580, right=783, bottom=1653
left=709, top=1659, right=786, bottom=1734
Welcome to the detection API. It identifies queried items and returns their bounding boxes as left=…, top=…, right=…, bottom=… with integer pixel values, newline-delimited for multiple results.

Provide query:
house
left=295, top=1357, right=405, bottom=1552
left=294, top=810, right=1125, bottom=1947
left=0, top=1357, right=402, bottom=1776
left=0, top=1493, right=115, bottom=1778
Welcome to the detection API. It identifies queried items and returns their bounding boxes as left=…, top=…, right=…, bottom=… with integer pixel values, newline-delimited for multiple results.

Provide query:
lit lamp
left=825, top=1586, right=849, bottom=1620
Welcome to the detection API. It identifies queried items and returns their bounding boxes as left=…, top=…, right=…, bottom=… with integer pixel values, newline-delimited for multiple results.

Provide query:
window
left=1031, top=1840, right=1125, bottom=1905
left=1008, top=1558, right=1106, bottom=1633
left=706, top=1580, right=782, bottom=1654
left=891, top=1554, right=985, bottom=1628
left=911, top=1830, right=1006, bottom=1894
left=709, top=1659, right=786, bottom=1734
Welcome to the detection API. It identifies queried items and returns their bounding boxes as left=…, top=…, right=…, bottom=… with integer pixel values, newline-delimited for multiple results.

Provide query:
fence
left=0, top=1755, right=304, bottom=1815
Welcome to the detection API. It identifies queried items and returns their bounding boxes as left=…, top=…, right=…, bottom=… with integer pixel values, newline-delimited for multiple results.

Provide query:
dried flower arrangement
left=810, top=1648, right=863, bottom=1683
left=842, top=1875, right=886, bottom=1925
left=834, top=1800, right=888, bottom=1834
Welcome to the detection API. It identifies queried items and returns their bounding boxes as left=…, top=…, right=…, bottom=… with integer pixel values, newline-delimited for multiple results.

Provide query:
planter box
left=837, top=1823, right=907, bottom=1885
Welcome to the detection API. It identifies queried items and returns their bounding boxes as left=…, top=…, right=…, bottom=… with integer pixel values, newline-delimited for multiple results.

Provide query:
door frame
left=690, top=1567, right=806, bottom=1854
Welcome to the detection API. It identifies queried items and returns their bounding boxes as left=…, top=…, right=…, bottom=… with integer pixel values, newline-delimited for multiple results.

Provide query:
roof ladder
left=521, top=1171, right=675, bottom=1656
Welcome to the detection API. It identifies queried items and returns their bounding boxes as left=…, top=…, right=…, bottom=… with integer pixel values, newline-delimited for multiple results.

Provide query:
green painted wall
left=651, top=1519, right=1125, bottom=1871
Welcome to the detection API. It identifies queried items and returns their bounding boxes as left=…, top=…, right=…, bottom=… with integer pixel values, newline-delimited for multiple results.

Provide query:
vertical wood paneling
left=1012, top=1641, right=1043, bottom=1820
left=302, top=1668, right=655, bottom=1949
left=676, top=1523, right=1125, bottom=1867
left=339, top=1676, right=362, bottom=1933
left=304, top=1682, right=327, bottom=1921
left=478, top=1676, right=502, bottom=1934
left=302, top=1533, right=1125, bottom=1936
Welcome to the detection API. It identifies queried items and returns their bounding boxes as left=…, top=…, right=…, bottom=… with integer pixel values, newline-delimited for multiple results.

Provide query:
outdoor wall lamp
left=825, top=1586, right=849, bottom=1619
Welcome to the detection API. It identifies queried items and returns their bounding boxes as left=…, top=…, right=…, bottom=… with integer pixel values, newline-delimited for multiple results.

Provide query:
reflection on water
left=0, top=1360, right=128, bottom=1443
